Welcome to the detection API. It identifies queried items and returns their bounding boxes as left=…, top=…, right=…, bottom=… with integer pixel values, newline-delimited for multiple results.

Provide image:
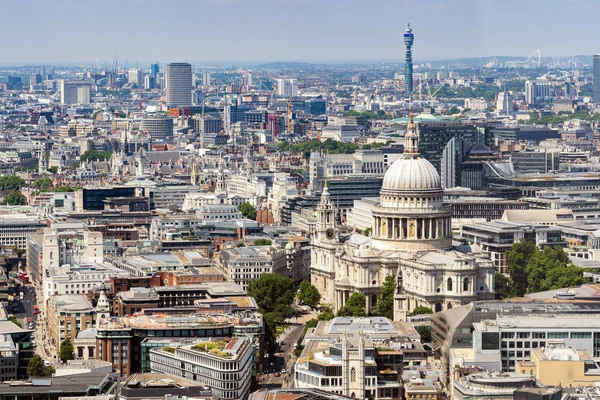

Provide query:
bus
left=33, top=305, right=39, bottom=315
left=17, top=272, right=29, bottom=284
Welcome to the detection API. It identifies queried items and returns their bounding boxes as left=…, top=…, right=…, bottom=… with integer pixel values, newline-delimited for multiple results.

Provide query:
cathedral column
left=428, top=219, right=433, bottom=239
left=421, top=219, right=425, bottom=239
left=366, top=294, right=371, bottom=313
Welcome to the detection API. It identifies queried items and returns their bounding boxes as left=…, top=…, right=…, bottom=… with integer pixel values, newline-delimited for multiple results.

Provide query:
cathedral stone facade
left=310, top=113, right=495, bottom=318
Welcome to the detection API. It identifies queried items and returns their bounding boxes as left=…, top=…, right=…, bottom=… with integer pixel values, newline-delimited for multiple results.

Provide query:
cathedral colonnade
left=373, top=215, right=451, bottom=240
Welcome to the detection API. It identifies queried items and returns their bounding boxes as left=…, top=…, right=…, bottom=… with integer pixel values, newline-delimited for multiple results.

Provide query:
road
left=261, top=307, right=317, bottom=388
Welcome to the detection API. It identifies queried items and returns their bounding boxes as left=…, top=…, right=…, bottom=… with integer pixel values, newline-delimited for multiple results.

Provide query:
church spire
left=403, top=109, right=420, bottom=157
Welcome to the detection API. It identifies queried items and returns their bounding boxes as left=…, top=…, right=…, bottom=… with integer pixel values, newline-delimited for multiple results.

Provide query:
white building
left=311, top=113, right=495, bottom=316
left=309, top=150, right=386, bottom=191
left=127, top=68, right=143, bottom=88
left=218, top=246, right=285, bottom=291
left=320, top=116, right=361, bottom=143
left=60, top=80, right=92, bottom=104
left=294, top=317, right=425, bottom=400
left=196, top=204, right=243, bottom=221
left=276, top=79, right=298, bottom=98
left=150, top=337, right=254, bottom=400
left=0, top=214, right=46, bottom=250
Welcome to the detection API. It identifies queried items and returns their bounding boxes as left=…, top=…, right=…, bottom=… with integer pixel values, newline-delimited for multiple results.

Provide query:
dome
left=382, top=155, right=441, bottom=192
left=285, top=242, right=294, bottom=250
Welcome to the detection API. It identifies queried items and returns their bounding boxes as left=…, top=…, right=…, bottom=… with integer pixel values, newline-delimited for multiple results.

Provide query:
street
left=260, top=306, right=317, bottom=388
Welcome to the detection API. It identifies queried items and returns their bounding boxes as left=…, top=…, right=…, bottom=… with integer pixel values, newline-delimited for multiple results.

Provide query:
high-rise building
left=594, top=55, right=600, bottom=103
left=404, top=23, right=414, bottom=100
left=141, top=114, right=174, bottom=142
left=59, top=80, right=92, bottom=104
left=241, top=70, right=253, bottom=87
left=276, top=78, right=298, bottom=98
left=127, top=69, right=143, bottom=88
left=525, top=79, right=552, bottom=105
left=144, top=75, right=156, bottom=90
left=202, top=72, right=211, bottom=87
left=29, top=74, right=42, bottom=91
left=150, top=63, right=159, bottom=78
left=166, top=63, right=192, bottom=108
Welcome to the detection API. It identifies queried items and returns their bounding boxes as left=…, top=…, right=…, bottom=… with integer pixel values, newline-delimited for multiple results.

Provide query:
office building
left=96, top=310, right=263, bottom=377
left=418, top=122, right=493, bottom=171
left=193, top=115, right=223, bottom=134
left=453, top=371, right=536, bottom=400
left=294, top=317, right=426, bottom=400
left=594, top=55, right=600, bottom=103
left=516, top=344, right=600, bottom=387
left=525, top=79, right=553, bottom=105
left=150, top=63, right=159, bottom=79
left=0, top=214, right=46, bottom=250
left=404, top=23, right=414, bottom=99
left=276, top=78, right=298, bottom=98
left=0, top=372, right=118, bottom=399
left=218, top=246, right=285, bottom=292
left=309, top=150, right=387, bottom=191
left=459, top=220, right=566, bottom=271
left=166, top=63, right=192, bottom=108
left=60, top=80, right=92, bottom=104
left=119, top=373, right=213, bottom=400
left=496, top=92, right=514, bottom=115
left=241, top=70, right=253, bottom=87
left=127, top=68, right=143, bottom=88
left=141, top=114, right=174, bottom=141
left=47, top=294, right=95, bottom=347
left=201, top=72, right=211, bottom=86
left=150, top=337, right=254, bottom=400
left=29, top=73, right=42, bottom=91
left=441, top=137, right=495, bottom=189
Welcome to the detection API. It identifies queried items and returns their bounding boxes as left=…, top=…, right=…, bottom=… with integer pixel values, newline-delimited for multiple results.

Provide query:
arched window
left=435, top=302, right=442, bottom=312
left=371, top=294, right=377, bottom=307
left=463, top=277, right=470, bottom=292
left=351, top=368, right=356, bottom=383
left=447, top=303, right=453, bottom=310
left=447, top=278, right=453, bottom=291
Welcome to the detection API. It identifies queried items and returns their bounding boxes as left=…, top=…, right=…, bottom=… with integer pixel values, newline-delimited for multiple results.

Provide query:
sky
left=2, top=0, right=600, bottom=64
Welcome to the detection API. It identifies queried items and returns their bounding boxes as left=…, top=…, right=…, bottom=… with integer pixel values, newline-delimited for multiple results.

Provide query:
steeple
left=95, top=290, right=111, bottom=326
left=403, top=109, right=420, bottom=157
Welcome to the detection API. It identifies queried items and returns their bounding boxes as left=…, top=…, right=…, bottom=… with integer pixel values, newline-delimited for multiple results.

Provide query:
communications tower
left=404, top=23, right=414, bottom=101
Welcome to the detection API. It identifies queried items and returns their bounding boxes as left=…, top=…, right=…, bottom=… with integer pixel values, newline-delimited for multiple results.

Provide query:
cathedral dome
left=382, top=156, right=441, bottom=192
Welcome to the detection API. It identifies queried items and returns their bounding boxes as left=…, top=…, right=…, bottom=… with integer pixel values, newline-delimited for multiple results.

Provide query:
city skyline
left=3, top=0, right=600, bottom=64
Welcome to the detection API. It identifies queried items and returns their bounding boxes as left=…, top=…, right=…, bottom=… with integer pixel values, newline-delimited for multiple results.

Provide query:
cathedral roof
left=382, top=156, right=441, bottom=192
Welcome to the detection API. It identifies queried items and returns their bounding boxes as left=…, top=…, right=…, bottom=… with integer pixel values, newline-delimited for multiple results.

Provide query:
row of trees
left=497, top=241, right=588, bottom=299
left=0, top=176, right=25, bottom=191
left=343, top=110, right=393, bottom=121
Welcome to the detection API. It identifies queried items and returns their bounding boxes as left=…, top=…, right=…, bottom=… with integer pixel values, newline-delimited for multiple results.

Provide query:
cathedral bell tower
left=315, top=181, right=337, bottom=241
left=95, top=290, right=111, bottom=327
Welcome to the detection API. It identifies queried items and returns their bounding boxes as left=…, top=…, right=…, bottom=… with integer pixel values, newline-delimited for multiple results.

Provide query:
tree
left=297, top=281, right=321, bottom=308
left=8, top=316, right=21, bottom=328
left=238, top=202, right=257, bottom=220
left=416, top=325, right=432, bottom=342
left=253, top=239, right=272, bottom=246
left=527, top=246, right=587, bottom=293
left=33, top=177, right=53, bottom=191
left=337, top=292, right=366, bottom=317
left=59, top=339, right=75, bottom=363
left=408, top=306, right=433, bottom=316
left=363, top=227, right=372, bottom=237
left=27, top=355, right=51, bottom=377
left=247, top=273, right=296, bottom=353
left=3, top=190, right=27, bottom=205
left=80, top=150, right=111, bottom=162
left=318, top=304, right=335, bottom=321
left=47, top=166, right=58, bottom=174
left=495, top=272, right=512, bottom=300
left=506, top=240, right=537, bottom=297
left=373, top=275, right=395, bottom=320
left=54, top=185, right=74, bottom=192
left=0, top=176, right=25, bottom=191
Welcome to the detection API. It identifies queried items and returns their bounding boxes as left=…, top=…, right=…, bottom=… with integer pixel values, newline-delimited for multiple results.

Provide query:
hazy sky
left=3, top=0, right=599, bottom=64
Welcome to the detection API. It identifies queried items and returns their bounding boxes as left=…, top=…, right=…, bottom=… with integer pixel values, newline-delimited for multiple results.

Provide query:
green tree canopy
left=363, top=227, right=372, bottom=237
left=373, top=275, right=395, bottom=320
left=416, top=325, right=432, bottom=342
left=33, top=177, right=53, bottom=191
left=297, top=281, right=322, bottom=308
left=59, top=339, right=75, bottom=363
left=318, top=304, right=335, bottom=321
left=3, top=190, right=26, bottom=205
left=337, top=292, right=367, bottom=317
left=252, top=238, right=272, bottom=246
left=27, top=355, right=52, bottom=377
left=0, top=176, right=25, bottom=191
left=506, top=240, right=537, bottom=297
left=238, top=202, right=257, bottom=220
left=494, top=272, right=512, bottom=300
left=80, top=150, right=111, bottom=162
left=247, top=273, right=296, bottom=354
left=408, top=306, right=434, bottom=316
left=505, top=241, right=588, bottom=296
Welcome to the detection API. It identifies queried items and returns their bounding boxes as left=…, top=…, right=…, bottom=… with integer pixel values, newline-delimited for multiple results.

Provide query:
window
left=447, top=278, right=453, bottom=291
left=572, top=332, right=592, bottom=339
left=350, top=368, right=356, bottom=383
left=548, top=332, right=568, bottom=339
